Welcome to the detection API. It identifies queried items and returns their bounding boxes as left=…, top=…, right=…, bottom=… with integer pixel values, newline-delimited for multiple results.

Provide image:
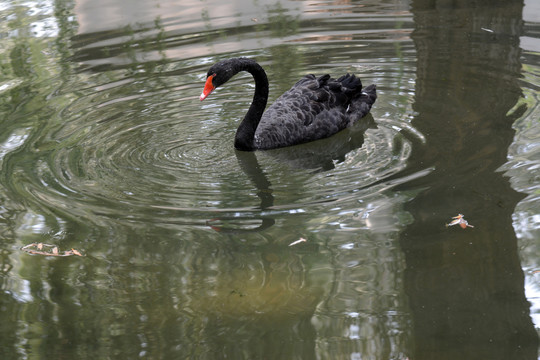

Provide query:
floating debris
left=289, top=237, right=307, bottom=247
left=21, top=243, right=84, bottom=257
left=446, top=214, right=474, bottom=229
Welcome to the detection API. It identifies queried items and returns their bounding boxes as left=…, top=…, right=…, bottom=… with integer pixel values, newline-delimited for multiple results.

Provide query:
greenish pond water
left=1, top=0, right=540, bottom=359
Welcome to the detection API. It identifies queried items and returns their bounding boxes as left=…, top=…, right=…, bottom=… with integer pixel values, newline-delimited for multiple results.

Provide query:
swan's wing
left=254, top=74, right=359, bottom=149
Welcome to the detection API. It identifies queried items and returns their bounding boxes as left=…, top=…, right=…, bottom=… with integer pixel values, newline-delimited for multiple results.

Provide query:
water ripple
left=0, top=9, right=423, bottom=232
left=3, top=61, right=420, bottom=231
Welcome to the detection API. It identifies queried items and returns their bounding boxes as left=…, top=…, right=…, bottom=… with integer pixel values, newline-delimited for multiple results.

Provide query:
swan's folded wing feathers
left=327, top=82, right=342, bottom=91
left=312, top=89, right=329, bottom=103
left=293, top=74, right=317, bottom=88
left=253, top=72, right=375, bottom=149
left=316, top=74, right=331, bottom=86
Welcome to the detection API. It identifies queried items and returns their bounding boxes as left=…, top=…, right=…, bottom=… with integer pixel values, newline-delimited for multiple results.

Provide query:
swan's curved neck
left=233, top=60, right=269, bottom=151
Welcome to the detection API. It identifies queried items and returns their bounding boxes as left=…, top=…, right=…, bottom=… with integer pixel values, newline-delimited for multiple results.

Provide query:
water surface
left=0, top=0, right=539, bottom=359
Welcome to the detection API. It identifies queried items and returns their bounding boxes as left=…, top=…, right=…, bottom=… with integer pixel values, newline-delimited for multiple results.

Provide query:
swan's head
left=200, top=59, right=238, bottom=101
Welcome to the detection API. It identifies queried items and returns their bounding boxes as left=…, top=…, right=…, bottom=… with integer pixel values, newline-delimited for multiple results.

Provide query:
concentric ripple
left=1, top=8, right=424, bottom=231
left=4, top=58, right=423, bottom=230
left=50, top=89, right=240, bottom=211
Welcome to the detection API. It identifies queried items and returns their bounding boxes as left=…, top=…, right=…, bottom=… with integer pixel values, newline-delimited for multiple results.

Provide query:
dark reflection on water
left=0, top=0, right=539, bottom=359
left=400, top=0, right=538, bottom=359
left=210, top=115, right=376, bottom=233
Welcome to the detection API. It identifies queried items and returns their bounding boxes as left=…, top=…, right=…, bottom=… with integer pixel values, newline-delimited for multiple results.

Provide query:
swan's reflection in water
left=207, top=115, right=376, bottom=233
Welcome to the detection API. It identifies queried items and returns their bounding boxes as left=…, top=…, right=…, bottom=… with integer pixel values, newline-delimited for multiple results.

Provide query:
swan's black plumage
left=200, top=57, right=377, bottom=151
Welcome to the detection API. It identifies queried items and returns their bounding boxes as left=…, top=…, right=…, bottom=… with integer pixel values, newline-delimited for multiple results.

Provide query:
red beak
left=200, top=74, right=216, bottom=101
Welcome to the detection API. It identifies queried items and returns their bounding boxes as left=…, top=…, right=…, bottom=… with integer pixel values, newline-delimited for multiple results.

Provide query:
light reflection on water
left=0, top=0, right=539, bottom=358
left=506, top=43, right=540, bottom=333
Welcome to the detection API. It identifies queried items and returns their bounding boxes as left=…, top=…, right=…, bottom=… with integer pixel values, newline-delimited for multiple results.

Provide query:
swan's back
left=254, top=73, right=376, bottom=150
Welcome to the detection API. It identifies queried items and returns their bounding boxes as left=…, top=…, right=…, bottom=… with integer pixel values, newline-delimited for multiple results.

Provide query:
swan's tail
left=317, top=73, right=376, bottom=123
left=360, top=84, right=377, bottom=107
left=348, top=84, right=377, bottom=123
left=335, top=74, right=376, bottom=108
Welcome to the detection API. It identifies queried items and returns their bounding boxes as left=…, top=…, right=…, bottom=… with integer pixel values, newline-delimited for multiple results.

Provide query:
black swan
left=200, top=57, right=377, bottom=151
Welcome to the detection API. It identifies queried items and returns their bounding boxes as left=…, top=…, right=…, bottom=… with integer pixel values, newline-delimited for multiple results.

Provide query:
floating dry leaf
left=21, top=243, right=84, bottom=257
left=446, top=214, right=474, bottom=229
left=289, top=237, right=307, bottom=247
left=71, top=249, right=82, bottom=256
